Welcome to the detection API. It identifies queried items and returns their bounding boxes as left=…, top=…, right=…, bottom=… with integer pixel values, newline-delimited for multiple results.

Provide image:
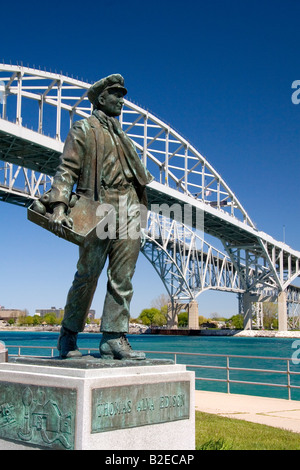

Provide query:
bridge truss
left=0, top=63, right=300, bottom=330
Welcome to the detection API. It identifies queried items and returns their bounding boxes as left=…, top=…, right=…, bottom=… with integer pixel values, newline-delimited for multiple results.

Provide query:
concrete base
left=0, top=357, right=195, bottom=450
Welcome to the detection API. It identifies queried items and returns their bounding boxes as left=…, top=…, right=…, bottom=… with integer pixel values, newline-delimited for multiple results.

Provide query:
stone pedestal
left=0, top=356, right=195, bottom=450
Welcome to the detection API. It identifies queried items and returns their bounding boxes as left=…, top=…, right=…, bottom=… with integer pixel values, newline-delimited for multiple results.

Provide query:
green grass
left=195, top=411, right=300, bottom=450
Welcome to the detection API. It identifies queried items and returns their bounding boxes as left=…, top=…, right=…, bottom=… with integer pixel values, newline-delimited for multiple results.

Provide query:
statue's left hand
left=49, top=203, right=73, bottom=236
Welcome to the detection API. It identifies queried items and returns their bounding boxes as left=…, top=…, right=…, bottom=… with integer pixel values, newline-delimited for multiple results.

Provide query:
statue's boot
left=100, top=333, right=145, bottom=360
left=57, top=325, right=82, bottom=359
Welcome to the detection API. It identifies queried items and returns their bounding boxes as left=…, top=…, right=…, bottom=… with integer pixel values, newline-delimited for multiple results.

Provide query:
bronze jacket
left=49, top=112, right=153, bottom=209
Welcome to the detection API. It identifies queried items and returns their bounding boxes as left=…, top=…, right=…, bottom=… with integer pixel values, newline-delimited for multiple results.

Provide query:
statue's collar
left=92, top=109, right=120, bottom=133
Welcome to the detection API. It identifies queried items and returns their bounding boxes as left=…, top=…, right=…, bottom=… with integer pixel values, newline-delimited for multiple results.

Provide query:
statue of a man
left=48, top=74, right=153, bottom=359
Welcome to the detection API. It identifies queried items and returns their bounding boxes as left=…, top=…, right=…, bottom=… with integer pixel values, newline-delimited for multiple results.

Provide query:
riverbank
left=1, top=321, right=300, bottom=338
left=150, top=327, right=300, bottom=338
left=235, top=329, right=300, bottom=338
left=0, top=323, right=150, bottom=334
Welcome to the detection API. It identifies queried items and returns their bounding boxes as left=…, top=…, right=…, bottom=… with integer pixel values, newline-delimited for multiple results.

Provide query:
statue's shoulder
left=71, top=116, right=99, bottom=135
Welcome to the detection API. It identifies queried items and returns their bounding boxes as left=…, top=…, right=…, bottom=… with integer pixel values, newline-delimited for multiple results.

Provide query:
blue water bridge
left=0, top=64, right=300, bottom=330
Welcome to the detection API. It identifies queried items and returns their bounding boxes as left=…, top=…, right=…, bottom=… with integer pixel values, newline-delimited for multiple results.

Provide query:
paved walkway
left=195, top=390, right=300, bottom=433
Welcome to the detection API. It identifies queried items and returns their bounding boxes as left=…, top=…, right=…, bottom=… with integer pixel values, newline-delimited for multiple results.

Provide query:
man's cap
left=87, top=74, right=127, bottom=105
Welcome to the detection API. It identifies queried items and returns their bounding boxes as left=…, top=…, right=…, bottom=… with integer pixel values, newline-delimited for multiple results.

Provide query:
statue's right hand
left=49, top=203, right=73, bottom=235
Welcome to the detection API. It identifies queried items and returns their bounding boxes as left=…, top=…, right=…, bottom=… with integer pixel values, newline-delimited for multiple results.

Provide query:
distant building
left=35, top=307, right=64, bottom=320
left=0, top=308, right=24, bottom=321
left=35, top=307, right=96, bottom=321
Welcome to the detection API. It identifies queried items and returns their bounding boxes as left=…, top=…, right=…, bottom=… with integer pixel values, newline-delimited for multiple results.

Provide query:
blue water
left=1, top=331, right=300, bottom=401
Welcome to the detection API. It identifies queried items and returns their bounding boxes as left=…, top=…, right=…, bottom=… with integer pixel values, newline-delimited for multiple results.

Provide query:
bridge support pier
left=166, top=300, right=199, bottom=330
left=167, top=301, right=179, bottom=329
left=254, top=302, right=264, bottom=329
left=242, top=292, right=255, bottom=330
left=188, top=300, right=199, bottom=330
left=278, top=291, right=288, bottom=331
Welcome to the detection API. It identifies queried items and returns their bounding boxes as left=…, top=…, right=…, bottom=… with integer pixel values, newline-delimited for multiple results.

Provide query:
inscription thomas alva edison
left=91, top=381, right=190, bottom=433
left=97, top=391, right=186, bottom=417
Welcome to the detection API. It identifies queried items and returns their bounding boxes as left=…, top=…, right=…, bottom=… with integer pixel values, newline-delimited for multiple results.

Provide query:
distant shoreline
left=0, top=326, right=61, bottom=332
left=1, top=325, right=300, bottom=338
left=150, top=328, right=300, bottom=338
left=0, top=323, right=150, bottom=335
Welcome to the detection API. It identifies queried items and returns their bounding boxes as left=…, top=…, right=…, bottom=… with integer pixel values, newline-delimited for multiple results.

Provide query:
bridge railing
left=6, top=345, right=300, bottom=401
left=143, top=211, right=242, bottom=300
left=0, top=161, right=52, bottom=205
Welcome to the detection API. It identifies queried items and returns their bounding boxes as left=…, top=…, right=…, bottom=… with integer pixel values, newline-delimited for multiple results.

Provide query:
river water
left=1, top=331, right=300, bottom=400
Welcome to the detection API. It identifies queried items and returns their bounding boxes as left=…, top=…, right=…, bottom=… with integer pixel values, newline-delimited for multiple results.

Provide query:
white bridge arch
left=0, top=63, right=300, bottom=329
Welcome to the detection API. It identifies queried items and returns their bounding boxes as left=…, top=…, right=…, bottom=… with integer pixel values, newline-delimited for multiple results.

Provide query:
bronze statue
left=46, top=74, right=153, bottom=359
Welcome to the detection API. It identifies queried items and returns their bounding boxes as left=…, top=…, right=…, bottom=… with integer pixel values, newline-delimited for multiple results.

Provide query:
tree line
left=132, top=298, right=279, bottom=330
left=6, top=296, right=279, bottom=330
left=7, top=314, right=100, bottom=327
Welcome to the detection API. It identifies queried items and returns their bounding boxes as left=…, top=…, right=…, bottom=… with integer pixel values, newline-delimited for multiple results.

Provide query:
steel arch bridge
left=0, top=63, right=300, bottom=330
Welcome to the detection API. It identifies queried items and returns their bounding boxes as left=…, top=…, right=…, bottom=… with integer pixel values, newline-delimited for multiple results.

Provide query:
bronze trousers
left=62, top=185, right=141, bottom=333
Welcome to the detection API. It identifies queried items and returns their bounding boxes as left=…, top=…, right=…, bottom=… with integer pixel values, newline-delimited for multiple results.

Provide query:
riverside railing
left=6, top=345, right=300, bottom=401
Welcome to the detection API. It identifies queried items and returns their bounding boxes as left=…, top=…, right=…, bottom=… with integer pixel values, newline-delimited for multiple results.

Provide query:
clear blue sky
left=1, top=0, right=300, bottom=318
